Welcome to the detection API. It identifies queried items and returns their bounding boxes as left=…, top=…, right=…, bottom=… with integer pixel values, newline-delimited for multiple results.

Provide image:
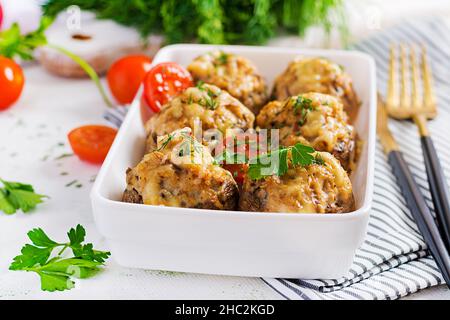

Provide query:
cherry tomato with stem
left=143, top=62, right=193, bottom=113
left=0, top=56, right=25, bottom=111
left=107, top=55, right=152, bottom=105
left=68, top=125, right=117, bottom=164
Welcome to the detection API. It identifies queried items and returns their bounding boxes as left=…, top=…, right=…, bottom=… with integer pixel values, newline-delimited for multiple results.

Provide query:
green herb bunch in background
left=42, top=0, right=346, bottom=45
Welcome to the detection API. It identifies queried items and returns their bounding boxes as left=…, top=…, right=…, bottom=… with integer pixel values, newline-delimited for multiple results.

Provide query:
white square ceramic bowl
left=91, top=44, right=377, bottom=279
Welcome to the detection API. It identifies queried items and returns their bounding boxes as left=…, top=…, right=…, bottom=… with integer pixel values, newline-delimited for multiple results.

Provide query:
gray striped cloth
left=104, top=17, right=450, bottom=300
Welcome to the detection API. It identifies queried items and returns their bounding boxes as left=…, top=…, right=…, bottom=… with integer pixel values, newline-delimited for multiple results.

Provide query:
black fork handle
left=421, top=136, right=450, bottom=251
left=388, top=150, right=450, bottom=287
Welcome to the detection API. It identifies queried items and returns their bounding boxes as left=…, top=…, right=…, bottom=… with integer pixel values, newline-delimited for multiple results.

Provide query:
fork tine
left=410, top=45, right=421, bottom=109
left=387, top=44, right=399, bottom=108
left=421, top=45, right=437, bottom=112
left=400, top=44, right=410, bottom=108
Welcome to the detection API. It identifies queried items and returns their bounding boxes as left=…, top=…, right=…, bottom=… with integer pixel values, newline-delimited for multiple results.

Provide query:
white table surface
left=1, top=0, right=450, bottom=300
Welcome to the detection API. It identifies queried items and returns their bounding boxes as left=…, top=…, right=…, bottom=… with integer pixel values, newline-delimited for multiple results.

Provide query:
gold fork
left=386, top=44, right=450, bottom=250
left=378, top=94, right=450, bottom=286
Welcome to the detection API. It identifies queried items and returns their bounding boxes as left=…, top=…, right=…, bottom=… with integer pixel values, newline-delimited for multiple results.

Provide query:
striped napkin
left=104, top=17, right=450, bottom=300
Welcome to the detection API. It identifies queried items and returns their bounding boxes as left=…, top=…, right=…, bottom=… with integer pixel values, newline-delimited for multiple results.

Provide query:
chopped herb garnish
left=217, top=51, right=229, bottom=65
left=178, top=132, right=204, bottom=155
left=201, top=95, right=218, bottom=110
left=292, top=96, right=314, bottom=127
left=9, top=224, right=110, bottom=292
left=195, top=82, right=219, bottom=109
left=54, top=153, right=74, bottom=160
left=247, top=143, right=324, bottom=180
left=65, top=180, right=78, bottom=187
left=196, top=80, right=205, bottom=89
left=0, top=179, right=47, bottom=214
left=156, top=134, right=174, bottom=151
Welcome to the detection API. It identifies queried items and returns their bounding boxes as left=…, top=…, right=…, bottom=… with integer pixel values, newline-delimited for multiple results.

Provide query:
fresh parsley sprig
left=0, top=17, right=53, bottom=60
left=292, top=96, right=314, bottom=127
left=42, top=0, right=346, bottom=45
left=0, top=179, right=47, bottom=214
left=10, top=225, right=110, bottom=292
left=247, top=143, right=324, bottom=180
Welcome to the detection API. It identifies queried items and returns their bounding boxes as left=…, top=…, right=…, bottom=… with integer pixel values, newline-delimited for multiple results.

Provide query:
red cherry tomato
left=68, top=125, right=117, bottom=164
left=0, top=4, right=3, bottom=29
left=143, top=62, right=193, bottom=113
left=218, top=133, right=264, bottom=184
left=222, top=163, right=247, bottom=184
left=107, top=55, right=152, bottom=105
left=0, top=57, right=25, bottom=111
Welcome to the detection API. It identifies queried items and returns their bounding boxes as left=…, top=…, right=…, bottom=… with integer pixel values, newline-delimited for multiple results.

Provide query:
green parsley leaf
left=67, top=225, right=110, bottom=263
left=291, top=143, right=315, bottom=166
left=71, top=242, right=111, bottom=263
left=248, top=143, right=324, bottom=180
left=9, top=244, right=53, bottom=270
left=0, top=190, right=16, bottom=214
left=7, top=189, right=46, bottom=212
left=9, top=225, right=111, bottom=292
left=28, top=228, right=59, bottom=248
left=247, top=148, right=288, bottom=180
left=68, top=224, right=86, bottom=246
left=38, top=271, right=75, bottom=292
left=0, top=16, right=53, bottom=60
left=215, top=148, right=247, bottom=165
left=0, top=179, right=47, bottom=214
left=38, top=258, right=102, bottom=279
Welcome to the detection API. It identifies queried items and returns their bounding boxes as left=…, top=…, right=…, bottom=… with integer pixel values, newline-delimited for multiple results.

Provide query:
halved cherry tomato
left=0, top=56, right=25, bottom=111
left=143, top=62, right=193, bottom=113
left=218, top=133, right=264, bottom=184
left=68, top=125, right=117, bottom=164
left=107, top=55, right=152, bottom=105
left=222, top=163, right=247, bottom=184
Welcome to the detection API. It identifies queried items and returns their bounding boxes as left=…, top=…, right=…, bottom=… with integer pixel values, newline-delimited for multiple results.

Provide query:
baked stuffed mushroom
left=187, top=51, right=268, bottom=114
left=145, top=83, right=255, bottom=151
left=239, top=151, right=354, bottom=213
left=272, top=57, right=359, bottom=119
left=256, top=92, right=356, bottom=171
left=123, top=128, right=239, bottom=210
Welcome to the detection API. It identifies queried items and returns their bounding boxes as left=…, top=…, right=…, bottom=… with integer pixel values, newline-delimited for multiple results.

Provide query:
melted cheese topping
left=272, top=57, right=359, bottom=120
left=187, top=51, right=268, bottom=114
left=239, top=152, right=354, bottom=213
left=145, top=84, right=255, bottom=151
left=125, top=129, right=238, bottom=209
left=256, top=93, right=355, bottom=170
